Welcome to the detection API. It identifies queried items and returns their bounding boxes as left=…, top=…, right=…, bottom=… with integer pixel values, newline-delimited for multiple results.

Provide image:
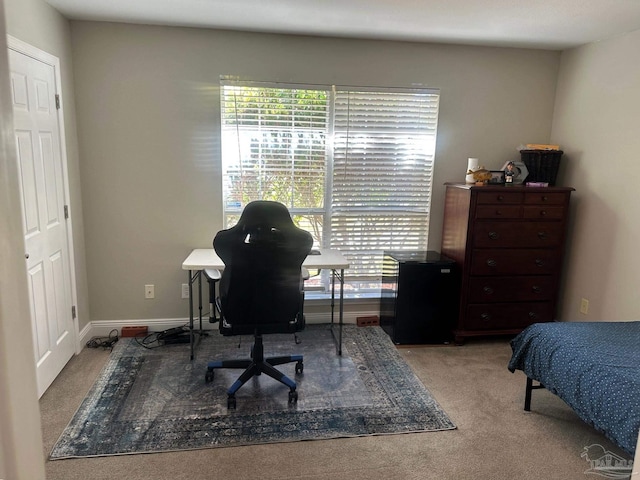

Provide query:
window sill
left=305, top=291, right=381, bottom=303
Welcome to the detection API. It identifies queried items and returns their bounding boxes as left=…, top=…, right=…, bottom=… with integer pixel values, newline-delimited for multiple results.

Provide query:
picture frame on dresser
left=488, top=170, right=505, bottom=184
left=440, top=183, right=575, bottom=345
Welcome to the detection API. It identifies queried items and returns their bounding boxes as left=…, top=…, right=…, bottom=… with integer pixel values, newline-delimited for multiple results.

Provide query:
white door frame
left=8, top=35, right=81, bottom=355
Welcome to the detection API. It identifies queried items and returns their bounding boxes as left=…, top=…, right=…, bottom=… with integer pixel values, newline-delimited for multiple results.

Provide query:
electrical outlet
left=181, top=283, right=190, bottom=299
left=145, top=284, right=155, bottom=299
left=580, top=298, right=589, bottom=315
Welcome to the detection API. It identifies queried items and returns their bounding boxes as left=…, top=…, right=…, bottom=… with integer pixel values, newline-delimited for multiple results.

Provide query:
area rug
left=50, top=325, right=455, bottom=459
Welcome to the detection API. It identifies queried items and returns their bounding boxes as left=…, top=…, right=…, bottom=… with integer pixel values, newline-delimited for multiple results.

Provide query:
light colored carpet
left=41, top=330, right=632, bottom=480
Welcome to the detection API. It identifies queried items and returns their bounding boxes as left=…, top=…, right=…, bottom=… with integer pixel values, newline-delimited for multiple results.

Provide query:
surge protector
left=162, top=334, right=190, bottom=344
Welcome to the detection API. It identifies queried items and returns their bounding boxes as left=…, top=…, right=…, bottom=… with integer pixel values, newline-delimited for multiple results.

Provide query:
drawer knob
left=495, top=210, right=502, bottom=216
left=535, top=259, right=544, bottom=267
left=497, top=195, right=504, bottom=202
left=480, top=313, right=491, bottom=322
left=540, top=210, right=547, bottom=216
left=532, top=286, right=542, bottom=294
left=483, top=286, right=494, bottom=295
left=537, top=231, right=547, bottom=239
left=528, top=312, right=538, bottom=320
left=487, top=259, right=497, bottom=267
left=541, top=196, right=548, bottom=202
left=488, top=231, right=499, bottom=240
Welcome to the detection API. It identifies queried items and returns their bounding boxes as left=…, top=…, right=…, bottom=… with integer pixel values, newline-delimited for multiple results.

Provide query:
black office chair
left=205, top=201, right=313, bottom=409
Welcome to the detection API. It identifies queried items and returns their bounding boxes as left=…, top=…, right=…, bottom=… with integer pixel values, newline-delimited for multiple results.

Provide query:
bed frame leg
left=524, top=377, right=533, bottom=411
left=524, top=377, right=545, bottom=411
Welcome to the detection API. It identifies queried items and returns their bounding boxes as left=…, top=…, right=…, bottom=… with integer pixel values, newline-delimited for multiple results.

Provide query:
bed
left=508, top=321, right=640, bottom=456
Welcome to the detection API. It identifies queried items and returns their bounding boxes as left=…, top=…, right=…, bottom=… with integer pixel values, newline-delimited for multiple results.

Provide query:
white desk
left=182, top=248, right=349, bottom=359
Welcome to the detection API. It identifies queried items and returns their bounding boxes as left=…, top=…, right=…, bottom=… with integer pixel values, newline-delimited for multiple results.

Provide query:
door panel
left=27, top=262, right=50, bottom=363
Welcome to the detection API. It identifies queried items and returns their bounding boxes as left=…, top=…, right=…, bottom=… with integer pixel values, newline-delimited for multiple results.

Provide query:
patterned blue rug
left=50, top=325, right=455, bottom=459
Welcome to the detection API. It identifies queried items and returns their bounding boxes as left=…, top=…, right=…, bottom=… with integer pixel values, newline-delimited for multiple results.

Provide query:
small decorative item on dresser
left=465, top=157, right=480, bottom=184
left=489, top=171, right=505, bottom=184
left=470, top=168, right=492, bottom=185
left=526, top=182, right=549, bottom=187
left=504, top=161, right=516, bottom=183
left=501, top=160, right=528, bottom=184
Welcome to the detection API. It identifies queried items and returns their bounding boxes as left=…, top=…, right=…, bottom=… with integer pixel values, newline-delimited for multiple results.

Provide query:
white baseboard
left=79, top=310, right=379, bottom=348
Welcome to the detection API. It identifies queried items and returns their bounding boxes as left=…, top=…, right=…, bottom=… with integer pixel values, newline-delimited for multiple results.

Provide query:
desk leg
left=188, top=270, right=195, bottom=360
left=338, top=268, right=344, bottom=355
left=187, top=270, right=208, bottom=361
left=329, top=268, right=344, bottom=356
left=198, top=271, right=203, bottom=333
left=330, top=269, right=336, bottom=326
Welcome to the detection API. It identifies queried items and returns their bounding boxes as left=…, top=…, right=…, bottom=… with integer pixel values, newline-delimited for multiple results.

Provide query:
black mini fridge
left=380, top=251, right=459, bottom=344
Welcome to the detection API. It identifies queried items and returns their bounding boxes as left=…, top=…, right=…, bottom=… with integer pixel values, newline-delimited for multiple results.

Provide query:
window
left=220, top=79, right=440, bottom=296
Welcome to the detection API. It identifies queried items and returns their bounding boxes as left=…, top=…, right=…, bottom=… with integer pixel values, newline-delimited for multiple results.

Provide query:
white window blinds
left=220, top=82, right=329, bottom=216
left=331, top=88, right=439, bottom=288
left=220, top=79, right=440, bottom=294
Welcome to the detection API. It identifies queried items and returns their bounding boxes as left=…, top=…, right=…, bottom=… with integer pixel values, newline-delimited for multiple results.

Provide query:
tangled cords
left=86, top=329, right=119, bottom=350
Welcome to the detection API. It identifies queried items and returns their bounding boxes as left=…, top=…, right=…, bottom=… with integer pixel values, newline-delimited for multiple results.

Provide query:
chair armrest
left=301, top=267, right=310, bottom=280
left=204, top=269, right=221, bottom=281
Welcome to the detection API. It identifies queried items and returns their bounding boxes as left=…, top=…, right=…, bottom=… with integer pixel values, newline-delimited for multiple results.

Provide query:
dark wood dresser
left=440, top=183, right=574, bottom=344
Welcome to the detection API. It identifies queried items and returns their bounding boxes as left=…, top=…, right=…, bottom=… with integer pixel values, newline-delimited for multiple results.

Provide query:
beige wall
left=69, top=21, right=560, bottom=321
left=5, top=0, right=89, bottom=330
left=551, top=29, right=640, bottom=321
left=0, top=0, right=46, bottom=477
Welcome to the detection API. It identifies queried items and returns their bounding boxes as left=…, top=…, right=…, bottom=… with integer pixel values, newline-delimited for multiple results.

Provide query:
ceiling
left=46, top=0, right=640, bottom=50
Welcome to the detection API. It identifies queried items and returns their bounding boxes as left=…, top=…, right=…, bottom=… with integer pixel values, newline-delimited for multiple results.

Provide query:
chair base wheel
left=295, top=361, right=303, bottom=374
left=227, top=395, right=237, bottom=409
left=288, top=390, right=298, bottom=404
left=205, top=368, right=214, bottom=383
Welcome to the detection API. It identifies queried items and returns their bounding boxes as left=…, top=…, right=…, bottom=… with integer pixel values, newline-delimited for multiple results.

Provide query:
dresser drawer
left=524, top=192, right=567, bottom=205
left=470, top=249, right=558, bottom=275
left=473, top=222, right=565, bottom=248
left=475, top=205, right=521, bottom=219
left=468, top=276, right=555, bottom=303
left=522, top=206, right=565, bottom=220
left=476, top=191, right=523, bottom=205
left=465, top=302, right=553, bottom=330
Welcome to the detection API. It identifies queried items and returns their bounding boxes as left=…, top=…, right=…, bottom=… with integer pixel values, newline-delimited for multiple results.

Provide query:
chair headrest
left=214, top=201, right=312, bottom=262
left=235, top=201, right=297, bottom=229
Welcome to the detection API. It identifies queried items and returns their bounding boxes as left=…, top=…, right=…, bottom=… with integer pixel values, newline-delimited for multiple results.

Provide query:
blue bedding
left=508, top=321, right=640, bottom=456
